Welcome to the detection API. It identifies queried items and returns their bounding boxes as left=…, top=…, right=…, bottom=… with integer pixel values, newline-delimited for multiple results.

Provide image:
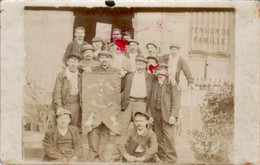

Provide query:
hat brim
left=129, top=41, right=139, bottom=45
left=146, top=56, right=159, bottom=63
left=146, top=43, right=158, bottom=49
left=135, top=59, right=148, bottom=64
left=98, top=53, right=113, bottom=58
left=134, top=111, right=149, bottom=120
left=67, top=54, right=82, bottom=60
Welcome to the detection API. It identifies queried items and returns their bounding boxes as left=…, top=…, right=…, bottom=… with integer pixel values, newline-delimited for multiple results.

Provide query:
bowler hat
left=98, top=50, right=113, bottom=58
left=135, top=55, right=148, bottom=63
left=146, top=43, right=158, bottom=49
left=134, top=111, right=150, bottom=120
left=169, top=43, right=181, bottom=49
left=67, top=52, right=82, bottom=60
left=146, top=56, right=159, bottom=64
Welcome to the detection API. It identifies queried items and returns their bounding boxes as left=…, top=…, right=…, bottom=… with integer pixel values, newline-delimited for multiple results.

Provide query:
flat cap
left=134, top=111, right=149, bottom=120
left=82, top=44, right=94, bottom=52
left=92, top=37, right=104, bottom=43
left=157, top=62, right=168, bottom=69
left=98, top=50, right=113, bottom=58
left=67, top=52, right=82, bottom=60
left=146, top=56, right=159, bottom=63
left=169, top=43, right=181, bottom=49
left=146, top=42, right=158, bottom=49
left=56, top=108, right=72, bottom=116
left=135, top=55, right=148, bottom=63
left=129, top=40, right=139, bottom=45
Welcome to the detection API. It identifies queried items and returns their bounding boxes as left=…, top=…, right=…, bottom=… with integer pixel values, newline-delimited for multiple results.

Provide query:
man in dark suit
left=159, top=43, right=194, bottom=88
left=148, top=62, right=181, bottom=163
left=121, top=56, right=156, bottom=137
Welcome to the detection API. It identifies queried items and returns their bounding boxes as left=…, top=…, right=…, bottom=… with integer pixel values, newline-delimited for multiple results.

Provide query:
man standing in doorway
left=63, top=27, right=89, bottom=65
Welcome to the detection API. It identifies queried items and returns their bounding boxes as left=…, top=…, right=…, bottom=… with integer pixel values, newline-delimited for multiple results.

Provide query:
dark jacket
left=91, top=65, right=120, bottom=73
left=117, top=128, right=158, bottom=162
left=121, top=72, right=156, bottom=110
left=52, top=70, right=82, bottom=110
left=149, top=77, right=181, bottom=122
left=42, top=125, right=82, bottom=161
left=159, top=55, right=194, bottom=85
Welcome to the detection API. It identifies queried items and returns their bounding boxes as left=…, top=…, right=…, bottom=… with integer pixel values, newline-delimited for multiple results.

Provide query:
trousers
left=154, top=109, right=177, bottom=163
left=64, top=95, right=80, bottom=127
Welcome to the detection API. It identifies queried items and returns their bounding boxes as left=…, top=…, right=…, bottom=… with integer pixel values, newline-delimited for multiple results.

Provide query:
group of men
left=43, top=26, right=194, bottom=163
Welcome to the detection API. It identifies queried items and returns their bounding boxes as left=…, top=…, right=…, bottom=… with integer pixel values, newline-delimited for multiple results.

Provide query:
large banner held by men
left=82, top=73, right=121, bottom=135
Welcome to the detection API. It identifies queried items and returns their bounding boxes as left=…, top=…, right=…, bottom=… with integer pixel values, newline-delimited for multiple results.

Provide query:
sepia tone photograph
left=0, top=1, right=259, bottom=165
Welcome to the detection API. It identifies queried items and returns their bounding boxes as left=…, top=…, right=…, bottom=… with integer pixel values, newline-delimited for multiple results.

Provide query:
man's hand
left=189, top=83, right=195, bottom=90
left=135, top=156, right=145, bottom=162
left=124, top=153, right=135, bottom=162
left=149, top=117, right=154, bottom=124
left=168, top=75, right=177, bottom=86
left=83, top=67, right=92, bottom=72
left=169, top=116, right=177, bottom=125
left=120, top=70, right=127, bottom=78
left=70, top=156, right=78, bottom=162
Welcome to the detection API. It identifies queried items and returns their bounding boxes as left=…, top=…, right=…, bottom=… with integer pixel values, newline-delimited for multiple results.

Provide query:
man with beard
left=148, top=62, right=181, bottom=163
left=121, top=56, right=155, bottom=137
left=146, top=42, right=160, bottom=57
left=84, top=50, right=121, bottom=162
left=117, top=111, right=158, bottom=163
left=92, top=37, right=104, bottom=61
left=63, top=27, right=89, bottom=65
left=111, top=28, right=122, bottom=43
left=52, top=52, right=82, bottom=127
left=43, top=108, right=83, bottom=162
left=125, top=40, right=143, bottom=71
left=78, top=44, right=100, bottom=73
left=159, top=43, right=194, bottom=88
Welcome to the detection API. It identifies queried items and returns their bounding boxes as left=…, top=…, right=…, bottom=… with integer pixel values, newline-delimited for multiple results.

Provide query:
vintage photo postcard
left=1, top=1, right=259, bottom=164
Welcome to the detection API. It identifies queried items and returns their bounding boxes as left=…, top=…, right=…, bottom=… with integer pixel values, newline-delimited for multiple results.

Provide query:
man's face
left=136, top=61, right=146, bottom=73
left=134, top=115, right=148, bottom=131
left=147, top=59, right=157, bottom=68
left=129, top=42, right=138, bottom=53
left=170, top=47, right=179, bottom=58
left=74, top=29, right=85, bottom=41
left=147, top=45, right=157, bottom=56
left=67, top=57, right=79, bottom=72
left=99, top=55, right=112, bottom=68
left=123, top=35, right=131, bottom=41
left=92, top=41, right=103, bottom=50
left=83, top=50, right=94, bottom=60
left=57, top=114, right=71, bottom=128
left=156, top=67, right=168, bottom=79
left=112, top=30, right=122, bottom=41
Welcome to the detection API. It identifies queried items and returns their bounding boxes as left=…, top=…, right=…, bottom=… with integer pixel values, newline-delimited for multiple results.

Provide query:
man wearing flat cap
left=78, top=44, right=100, bottom=73
left=146, top=56, right=159, bottom=74
left=117, top=111, right=158, bottom=163
left=63, top=27, right=89, bottom=65
left=121, top=56, right=156, bottom=138
left=92, top=37, right=104, bottom=61
left=148, top=62, right=181, bottom=163
left=146, top=42, right=160, bottom=57
left=84, top=50, right=121, bottom=162
left=159, top=43, right=194, bottom=88
left=52, top=52, right=82, bottom=127
left=125, top=40, right=143, bottom=72
left=43, top=108, right=82, bottom=162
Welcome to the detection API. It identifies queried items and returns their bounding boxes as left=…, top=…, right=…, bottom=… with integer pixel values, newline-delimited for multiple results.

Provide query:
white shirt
left=129, top=52, right=138, bottom=72
left=66, top=67, right=79, bottom=95
left=130, top=71, right=147, bottom=97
